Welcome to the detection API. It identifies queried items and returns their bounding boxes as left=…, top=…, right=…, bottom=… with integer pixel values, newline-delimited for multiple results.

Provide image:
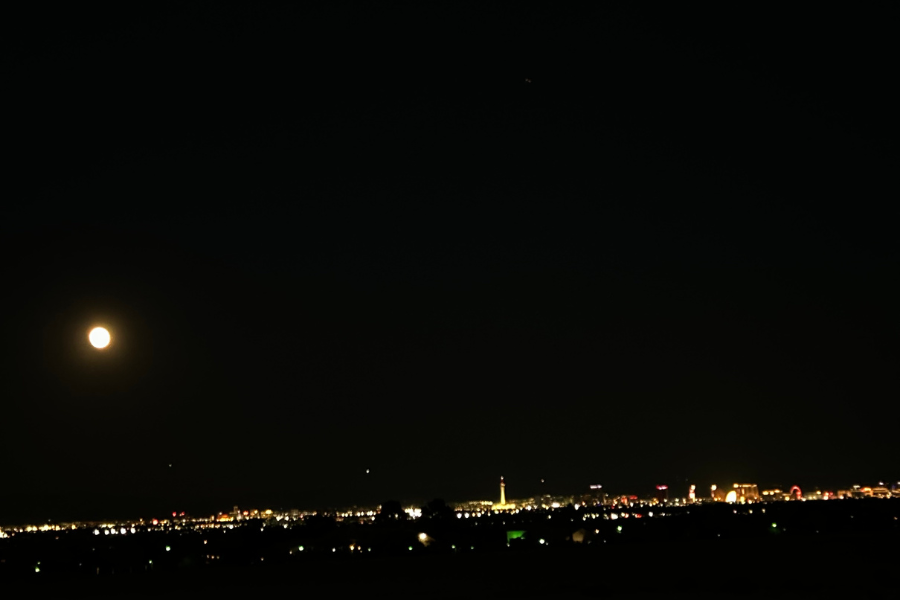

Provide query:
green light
left=298, top=546, right=304, bottom=551
left=165, top=546, right=171, bottom=552
left=506, top=530, right=525, bottom=542
left=617, top=526, right=623, bottom=533
left=408, top=546, right=413, bottom=551
left=771, top=523, right=777, bottom=528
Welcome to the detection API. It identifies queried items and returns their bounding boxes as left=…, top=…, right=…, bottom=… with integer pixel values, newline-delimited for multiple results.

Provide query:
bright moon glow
left=89, top=327, right=111, bottom=349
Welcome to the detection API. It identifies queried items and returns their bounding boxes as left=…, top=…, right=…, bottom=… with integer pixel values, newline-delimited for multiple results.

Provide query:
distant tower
left=492, top=475, right=516, bottom=512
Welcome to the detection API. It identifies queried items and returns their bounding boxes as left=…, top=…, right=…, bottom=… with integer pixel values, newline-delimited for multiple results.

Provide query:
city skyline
left=3, top=473, right=899, bottom=527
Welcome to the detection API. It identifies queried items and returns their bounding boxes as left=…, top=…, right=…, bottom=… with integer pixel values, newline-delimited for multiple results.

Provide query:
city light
left=0, top=476, right=890, bottom=560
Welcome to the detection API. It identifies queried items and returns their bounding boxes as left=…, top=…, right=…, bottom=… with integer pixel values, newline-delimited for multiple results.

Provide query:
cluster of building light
left=2, top=480, right=898, bottom=537
left=92, top=526, right=137, bottom=536
left=473, top=478, right=900, bottom=510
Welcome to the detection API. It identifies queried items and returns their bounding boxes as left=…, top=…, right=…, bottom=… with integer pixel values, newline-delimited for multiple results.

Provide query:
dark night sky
left=2, top=3, right=899, bottom=522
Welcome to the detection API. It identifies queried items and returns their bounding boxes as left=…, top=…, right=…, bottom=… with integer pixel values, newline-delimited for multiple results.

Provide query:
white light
left=89, top=327, right=111, bottom=349
left=539, top=539, right=545, bottom=544
left=418, top=533, right=427, bottom=541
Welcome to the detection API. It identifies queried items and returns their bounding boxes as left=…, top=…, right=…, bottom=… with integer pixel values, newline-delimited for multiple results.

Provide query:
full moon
left=89, top=327, right=111, bottom=349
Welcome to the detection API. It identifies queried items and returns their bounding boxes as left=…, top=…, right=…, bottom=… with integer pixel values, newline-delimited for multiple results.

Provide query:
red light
left=180, top=512, right=185, bottom=517
left=172, top=512, right=177, bottom=517
left=152, top=519, right=158, bottom=525
left=635, top=513, right=643, bottom=518
left=656, top=485, right=668, bottom=490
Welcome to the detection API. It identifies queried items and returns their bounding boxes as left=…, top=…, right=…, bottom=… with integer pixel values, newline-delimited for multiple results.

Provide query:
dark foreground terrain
left=6, top=533, right=897, bottom=599
left=3, top=499, right=898, bottom=598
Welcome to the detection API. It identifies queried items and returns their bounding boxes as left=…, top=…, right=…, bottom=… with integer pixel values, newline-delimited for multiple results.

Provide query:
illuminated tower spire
left=493, top=476, right=515, bottom=512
